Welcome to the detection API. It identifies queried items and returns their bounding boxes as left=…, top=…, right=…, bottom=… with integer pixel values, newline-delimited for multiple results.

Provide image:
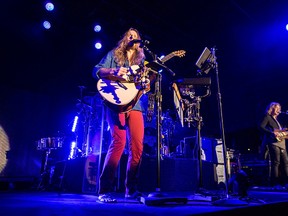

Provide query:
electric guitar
left=274, top=129, right=288, bottom=142
left=97, top=50, right=186, bottom=113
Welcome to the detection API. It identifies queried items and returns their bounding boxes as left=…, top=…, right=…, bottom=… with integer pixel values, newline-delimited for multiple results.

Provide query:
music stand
left=195, top=47, right=215, bottom=74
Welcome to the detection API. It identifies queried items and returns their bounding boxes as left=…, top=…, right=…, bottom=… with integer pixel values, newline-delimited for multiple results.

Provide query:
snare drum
left=37, top=137, right=63, bottom=150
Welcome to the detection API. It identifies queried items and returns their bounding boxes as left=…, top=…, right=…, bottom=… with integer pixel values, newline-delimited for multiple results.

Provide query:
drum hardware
left=143, top=110, right=175, bottom=157
left=160, top=112, right=176, bottom=157
left=36, top=137, right=64, bottom=190
left=37, top=137, right=63, bottom=150
left=71, top=86, right=100, bottom=159
left=172, top=75, right=211, bottom=194
left=37, top=147, right=53, bottom=190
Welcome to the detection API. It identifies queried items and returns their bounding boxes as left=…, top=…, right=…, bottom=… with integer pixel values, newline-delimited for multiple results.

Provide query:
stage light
left=286, top=24, right=288, bottom=31
left=45, top=2, right=54, bottom=12
left=71, top=115, right=78, bottom=132
left=94, top=25, right=102, bottom=32
left=43, top=20, right=51, bottom=29
left=68, top=141, right=77, bottom=160
left=95, top=42, right=102, bottom=49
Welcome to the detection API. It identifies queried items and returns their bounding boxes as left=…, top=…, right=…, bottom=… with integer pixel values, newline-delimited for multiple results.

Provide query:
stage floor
left=1, top=187, right=288, bottom=216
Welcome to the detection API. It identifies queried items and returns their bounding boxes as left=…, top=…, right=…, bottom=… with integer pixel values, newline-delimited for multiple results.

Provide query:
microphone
left=128, top=39, right=150, bottom=48
left=281, top=111, right=288, bottom=114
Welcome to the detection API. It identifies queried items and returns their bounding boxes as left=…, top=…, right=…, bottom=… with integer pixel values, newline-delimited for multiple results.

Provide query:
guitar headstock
left=172, top=50, right=186, bottom=58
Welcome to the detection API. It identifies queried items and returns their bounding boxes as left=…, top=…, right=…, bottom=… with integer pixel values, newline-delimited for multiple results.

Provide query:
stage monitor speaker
left=52, top=153, right=106, bottom=194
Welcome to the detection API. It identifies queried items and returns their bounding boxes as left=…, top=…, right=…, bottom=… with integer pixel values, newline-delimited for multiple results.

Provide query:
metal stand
left=156, top=72, right=162, bottom=193
left=179, top=80, right=214, bottom=201
left=140, top=45, right=187, bottom=205
left=37, top=148, right=52, bottom=190
left=78, top=86, right=92, bottom=157
left=191, top=96, right=204, bottom=190
left=143, top=46, right=165, bottom=197
left=207, top=47, right=248, bottom=206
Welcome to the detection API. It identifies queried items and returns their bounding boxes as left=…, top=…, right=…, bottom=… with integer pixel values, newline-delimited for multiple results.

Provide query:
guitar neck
left=161, top=53, right=175, bottom=63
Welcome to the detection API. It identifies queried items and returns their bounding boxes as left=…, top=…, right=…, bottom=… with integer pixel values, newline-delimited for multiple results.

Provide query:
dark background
left=1, top=0, right=288, bottom=178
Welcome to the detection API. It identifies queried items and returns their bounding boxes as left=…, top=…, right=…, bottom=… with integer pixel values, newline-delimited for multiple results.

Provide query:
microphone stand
left=140, top=45, right=188, bottom=206
left=209, top=47, right=248, bottom=207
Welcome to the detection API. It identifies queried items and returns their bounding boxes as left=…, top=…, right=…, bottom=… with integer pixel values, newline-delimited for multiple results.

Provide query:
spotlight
left=94, top=25, right=102, bottom=32
left=45, top=2, right=55, bottom=12
left=94, top=42, right=102, bottom=49
left=42, top=20, right=51, bottom=29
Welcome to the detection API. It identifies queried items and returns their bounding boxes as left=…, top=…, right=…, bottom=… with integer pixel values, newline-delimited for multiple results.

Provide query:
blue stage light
left=45, top=2, right=54, bottom=12
left=95, top=42, right=102, bottom=49
left=43, top=21, right=51, bottom=29
left=94, top=25, right=102, bottom=32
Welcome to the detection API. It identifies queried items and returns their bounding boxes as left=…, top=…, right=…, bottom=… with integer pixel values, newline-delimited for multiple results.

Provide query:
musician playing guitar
left=92, top=28, right=148, bottom=203
left=259, top=102, right=288, bottom=189
left=92, top=27, right=185, bottom=203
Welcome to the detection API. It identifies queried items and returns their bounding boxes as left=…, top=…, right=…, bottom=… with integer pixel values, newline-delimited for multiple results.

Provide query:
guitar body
left=96, top=50, right=186, bottom=113
left=104, top=90, right=144, bottom=113
left=97, top=79, right=140, bottom=105
left=274, top=129, right=288, bottom=142
left=97, top=78, right=144, bottom=113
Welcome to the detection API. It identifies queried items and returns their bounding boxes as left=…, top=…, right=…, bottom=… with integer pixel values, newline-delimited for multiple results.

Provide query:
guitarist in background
left=259, top=102, right=288, bottom=189
left=92, top=28, right=147, bottom=203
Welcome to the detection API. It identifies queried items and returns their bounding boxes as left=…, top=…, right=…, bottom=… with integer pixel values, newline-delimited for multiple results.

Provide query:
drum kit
left=35, top=88, right=106, bottom=190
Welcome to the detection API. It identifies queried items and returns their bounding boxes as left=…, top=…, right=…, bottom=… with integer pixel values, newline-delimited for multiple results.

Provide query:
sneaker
left=98, top=194, right=117, bottom=203
left=125, top=191, right=143, bottom=199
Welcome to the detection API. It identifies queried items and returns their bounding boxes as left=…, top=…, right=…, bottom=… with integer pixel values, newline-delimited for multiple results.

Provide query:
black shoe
left=98, top=194, right=117, bottom=203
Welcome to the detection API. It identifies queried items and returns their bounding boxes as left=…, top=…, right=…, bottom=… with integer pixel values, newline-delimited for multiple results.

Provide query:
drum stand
left=37, top=148, right=52, bottom=190
left=178, top=79, right=211, bottom=198
left=185, top=96, right=205, bottom=190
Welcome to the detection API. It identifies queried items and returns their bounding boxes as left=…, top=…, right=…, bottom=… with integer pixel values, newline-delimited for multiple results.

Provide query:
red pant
left=98, top=108, right=144, bottom=194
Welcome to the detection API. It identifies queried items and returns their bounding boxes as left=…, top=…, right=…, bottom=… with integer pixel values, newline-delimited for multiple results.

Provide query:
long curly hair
left=113, top=28, right=145, bottom=66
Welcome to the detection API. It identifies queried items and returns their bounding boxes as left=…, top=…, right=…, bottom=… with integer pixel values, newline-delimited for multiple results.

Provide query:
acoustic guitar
left=97, top=50, right=186, bottom=113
